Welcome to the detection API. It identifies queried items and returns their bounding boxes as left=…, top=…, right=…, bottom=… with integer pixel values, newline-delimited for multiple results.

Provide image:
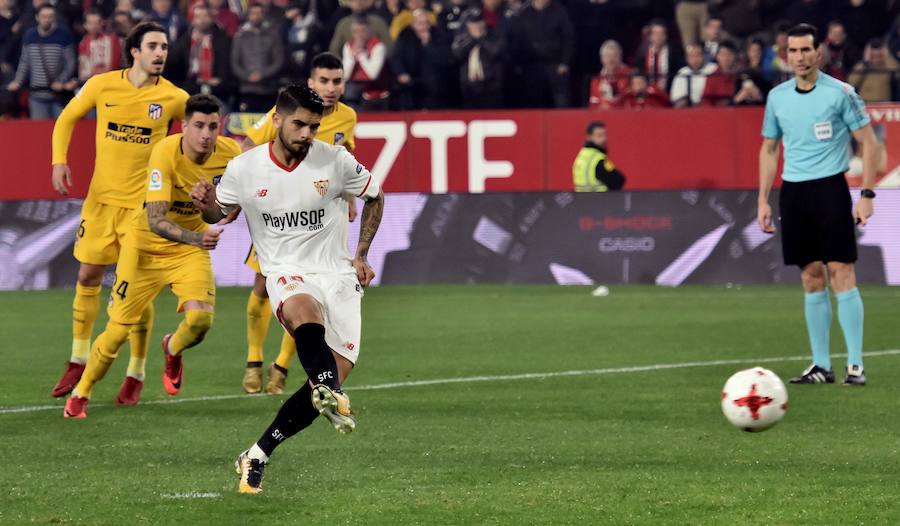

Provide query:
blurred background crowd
left=1, top=0, right=899, bottom=119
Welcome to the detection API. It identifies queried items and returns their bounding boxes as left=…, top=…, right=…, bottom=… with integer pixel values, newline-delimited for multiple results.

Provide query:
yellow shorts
left=73, top=194, right=141, bottom=265
left=107, top=243, right=216, bottom=324
left=244, top=244, right=262, bottom=275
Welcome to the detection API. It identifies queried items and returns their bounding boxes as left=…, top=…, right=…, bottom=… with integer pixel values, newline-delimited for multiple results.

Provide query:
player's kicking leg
left=235, top=290, right=355, bottom=494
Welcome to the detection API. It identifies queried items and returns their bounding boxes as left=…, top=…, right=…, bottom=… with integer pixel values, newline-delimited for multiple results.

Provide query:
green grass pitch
left=1, top=285, right=899, bottom=525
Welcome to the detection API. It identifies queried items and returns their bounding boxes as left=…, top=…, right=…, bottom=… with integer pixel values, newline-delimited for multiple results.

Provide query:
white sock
left=248, top=443, right=269, bottom=463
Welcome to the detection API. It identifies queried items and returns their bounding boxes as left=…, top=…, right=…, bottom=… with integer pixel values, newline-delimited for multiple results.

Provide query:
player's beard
left=277, top=127, right=310, bottom=159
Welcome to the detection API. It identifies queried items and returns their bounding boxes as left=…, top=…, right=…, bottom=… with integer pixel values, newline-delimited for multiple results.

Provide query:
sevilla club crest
left=313, top=179, right=329, bottom=197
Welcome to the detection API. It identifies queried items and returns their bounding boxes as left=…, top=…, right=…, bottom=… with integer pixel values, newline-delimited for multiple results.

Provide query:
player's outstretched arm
left=353, top=189, right=384, bottom=287
left=147, top=200, right=222, bottom=250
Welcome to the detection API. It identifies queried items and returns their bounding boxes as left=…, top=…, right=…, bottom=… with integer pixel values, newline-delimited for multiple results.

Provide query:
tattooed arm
left=146, top=201, right=222, bottom=250
left=352, top=189, right=384, bottom=287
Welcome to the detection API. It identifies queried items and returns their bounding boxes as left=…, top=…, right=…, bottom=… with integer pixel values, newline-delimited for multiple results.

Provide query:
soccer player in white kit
left=190, top=85, right=384, bottom=494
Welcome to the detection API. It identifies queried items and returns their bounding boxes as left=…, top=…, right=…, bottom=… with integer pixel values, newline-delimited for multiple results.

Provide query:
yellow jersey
left=52, top=69, right=190, bottom=209
left=132, top=133, right=241, bottom=254
left=244, top=101, right=357, bottom=151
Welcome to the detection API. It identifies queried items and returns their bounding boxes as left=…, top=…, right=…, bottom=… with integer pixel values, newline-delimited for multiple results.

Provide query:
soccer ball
left=721, top=367, right=788, bottom=432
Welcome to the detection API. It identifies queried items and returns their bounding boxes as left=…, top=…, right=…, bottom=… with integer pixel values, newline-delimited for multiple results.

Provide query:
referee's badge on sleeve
left=814, top=122, right=833, bottom=142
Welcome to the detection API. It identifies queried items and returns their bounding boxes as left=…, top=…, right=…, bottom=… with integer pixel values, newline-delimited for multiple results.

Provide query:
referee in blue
left=757, top=23, right=878, bottom=386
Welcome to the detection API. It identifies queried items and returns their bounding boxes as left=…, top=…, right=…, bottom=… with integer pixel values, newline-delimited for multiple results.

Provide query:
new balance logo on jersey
left=262, top=209, right=325, bottom=231
left=255, top=188, right=268, bottom=197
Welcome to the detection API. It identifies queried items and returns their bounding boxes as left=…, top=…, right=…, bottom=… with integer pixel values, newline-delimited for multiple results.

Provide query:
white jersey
left=216, top=140, right=380, bottom=277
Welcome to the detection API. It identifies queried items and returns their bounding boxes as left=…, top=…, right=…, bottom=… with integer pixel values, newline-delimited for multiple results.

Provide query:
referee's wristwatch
left=860, top=188, right=876, bottom=199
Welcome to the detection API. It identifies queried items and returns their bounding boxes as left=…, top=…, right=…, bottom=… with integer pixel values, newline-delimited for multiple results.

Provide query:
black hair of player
left=586, top=121, right=605, bottom=134
left=185, top=94, right=223, bottom=119
left=310, top=52, right=343, bottom=73
left=276, top=85, right=325, bottom=116
left=787, top=23, right=819, bottom=49
left=124, top=21, right=167, bottom=67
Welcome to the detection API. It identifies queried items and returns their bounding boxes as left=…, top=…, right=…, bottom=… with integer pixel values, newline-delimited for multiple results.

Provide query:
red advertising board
left=2, top=105, right=898, bottom=200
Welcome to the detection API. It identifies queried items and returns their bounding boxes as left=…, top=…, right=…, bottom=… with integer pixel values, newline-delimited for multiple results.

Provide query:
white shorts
left=266, top=272, right=363, bottom=364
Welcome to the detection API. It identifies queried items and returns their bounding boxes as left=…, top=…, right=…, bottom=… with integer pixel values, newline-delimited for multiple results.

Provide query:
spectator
left=675, top=0, right=708, bottom=48
left=588, top=39, right=632, bottom=110
left=670, top=44, right=716, bottom=108
left=254, top=0, right=287, bottom=32
left=770, top=21, right=793, bottom=84
left=435, top=0, right=468, bottom=41
left=572, top=121, right=625, bottom=192
left=699, top=39, right=738, bottom=106
left=822, top=20, right=860, bottom=81
left=569, top=0, right=614, bottom=105
left=633, top=19, right=681, bottom=92
left=389, top=0, right=436, bottom=41
left=170, top=3, right=233, bottom=103
left=848, top=38, right=899, bottom=103
left=329, top=0, right=392, bottom=57
left=148, top=0, right=187, bottom=42
left=283, top=0, right=326, bottom=82
left=835, top=0, right=887, bottom=51
left=744, top=36, right=776, bottom=84
left=78, top=9, right=121, bottom=86
left=1, top=0, right=22, bottom=80
left=480, top=0, right=505, bottom=33
left=732, top=70, right=768, bottom=105
left=710, top=0, right=763, bottom=40
left=111, top=9, right=135, bottom=40
left=619, top=72, right=669, bottom=109
left=506, top=0, right=574, bottom=108
left=208, top=0, right=240, bottom=37
left=701, top=17, right=725, bottom=63
left=7, top=4, right=76, bottom=119
left=451, top=7, right=504, bottom=109
left=342, top=15, right=390, bottom=111
left=231, top=3, right=284, bottom=112
left=391, top=8, right=448, bottom=109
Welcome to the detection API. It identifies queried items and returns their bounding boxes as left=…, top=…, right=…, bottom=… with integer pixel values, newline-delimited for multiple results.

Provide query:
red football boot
left=63, top=395, right=89, bottom=419
left=115, top=376, right=144, bottom=406
left=161, top=334, right=183, bottom=395
left=51, top=361, right=86, bottom=397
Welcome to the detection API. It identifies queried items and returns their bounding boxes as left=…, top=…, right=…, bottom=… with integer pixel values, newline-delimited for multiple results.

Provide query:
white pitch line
left=3, top=349, right=898, bottom=416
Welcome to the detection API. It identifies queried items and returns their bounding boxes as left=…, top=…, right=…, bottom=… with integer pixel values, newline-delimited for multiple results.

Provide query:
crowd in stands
left=2, top=0, right=900, bottom=119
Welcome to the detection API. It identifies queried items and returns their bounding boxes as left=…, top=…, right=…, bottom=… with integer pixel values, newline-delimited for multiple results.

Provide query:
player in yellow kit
left=240, top=52, right=358, bottom=395
left=64, top=94, right=240, bottom=418
left=50, top=22, right=189, bottom=404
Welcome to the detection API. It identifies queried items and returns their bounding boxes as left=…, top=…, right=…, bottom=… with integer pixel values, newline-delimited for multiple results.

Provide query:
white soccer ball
left=721, top=367, right=788, bottom=432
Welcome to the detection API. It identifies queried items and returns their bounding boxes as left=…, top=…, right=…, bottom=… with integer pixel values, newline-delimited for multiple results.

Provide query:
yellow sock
left=126, top=303, right=154, bottom=381
left=169, top=310, right=214, bottom=355
left=73, top=320, right=130, bottom=399
left=71, top=283, right=101, bottom=363
left=246, top=292, right=271, bottom=363
left=275, top=331, right=295, bottom=370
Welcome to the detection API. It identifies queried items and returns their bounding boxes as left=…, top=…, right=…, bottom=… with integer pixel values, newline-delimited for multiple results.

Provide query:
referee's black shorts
left=778, top=173, right=857, bottom=267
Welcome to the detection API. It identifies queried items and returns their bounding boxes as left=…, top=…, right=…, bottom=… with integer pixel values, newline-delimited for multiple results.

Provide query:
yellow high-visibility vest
left=572, top=146, right=613, bottom=192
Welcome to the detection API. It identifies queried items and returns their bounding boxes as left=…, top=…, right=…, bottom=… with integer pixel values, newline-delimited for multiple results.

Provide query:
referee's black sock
left=293, top=323, right=341, bottom=391
left=256, top=382, right=319, bottom=456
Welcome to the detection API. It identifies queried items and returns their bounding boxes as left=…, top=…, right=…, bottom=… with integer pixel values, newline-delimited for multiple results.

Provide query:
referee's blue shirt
left=762, top=71, right=870, bottom=182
